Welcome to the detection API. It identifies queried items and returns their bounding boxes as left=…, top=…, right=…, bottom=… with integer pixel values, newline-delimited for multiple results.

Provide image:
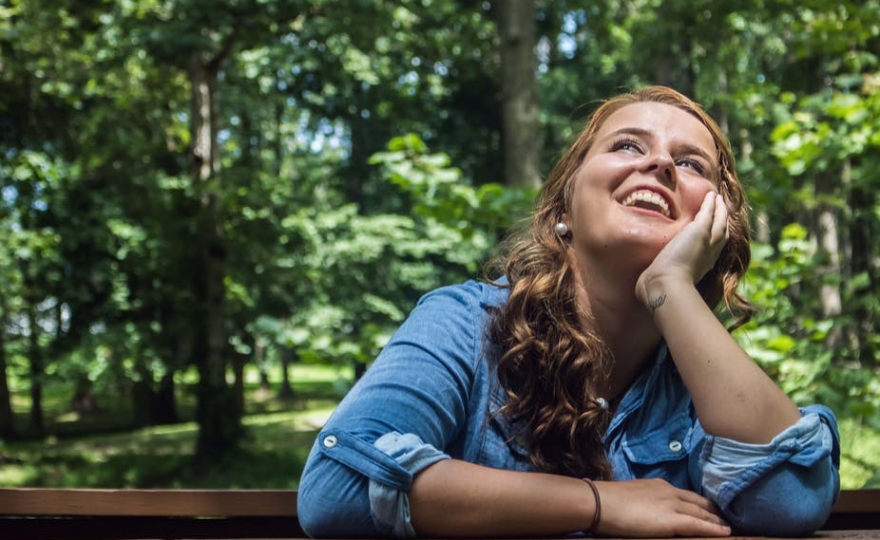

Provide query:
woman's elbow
left=297, top=456, right=378, bottom=537
left=726, top=459, right=838, bottom=536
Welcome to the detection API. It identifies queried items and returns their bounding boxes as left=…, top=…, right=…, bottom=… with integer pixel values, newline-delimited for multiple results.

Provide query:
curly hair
left=486, top=86, right=754, bottom=480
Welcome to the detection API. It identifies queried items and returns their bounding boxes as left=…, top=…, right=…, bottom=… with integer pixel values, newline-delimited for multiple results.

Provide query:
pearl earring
left=555, top=222, right=569, bottom=236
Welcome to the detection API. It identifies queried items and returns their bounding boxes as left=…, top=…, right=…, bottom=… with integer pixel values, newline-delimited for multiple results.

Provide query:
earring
left=555, top=222, right=569, bottom=236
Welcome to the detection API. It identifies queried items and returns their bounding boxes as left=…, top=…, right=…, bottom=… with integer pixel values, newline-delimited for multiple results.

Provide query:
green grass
left=0, top=363, right=349, bottom=488
left=1, top=362, right=878, bottom=490
left=0, top=407, right=333, bottom=488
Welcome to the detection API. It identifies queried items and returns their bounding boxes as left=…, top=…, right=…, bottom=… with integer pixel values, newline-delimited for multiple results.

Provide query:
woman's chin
left=614, top=231, right=670, bottom=259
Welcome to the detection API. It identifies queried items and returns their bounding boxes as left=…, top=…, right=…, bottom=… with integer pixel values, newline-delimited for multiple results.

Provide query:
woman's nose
left=642, top=152, right=676, bottom=184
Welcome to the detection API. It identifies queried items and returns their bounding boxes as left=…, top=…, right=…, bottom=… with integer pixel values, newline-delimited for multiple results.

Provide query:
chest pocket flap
left=622, top=412, right=693, bottom=466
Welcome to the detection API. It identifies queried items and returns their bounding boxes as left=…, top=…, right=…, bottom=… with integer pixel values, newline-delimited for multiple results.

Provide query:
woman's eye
left=610, top=138, right=642, bottom=153
left=677, top=158, right=705, bottom=175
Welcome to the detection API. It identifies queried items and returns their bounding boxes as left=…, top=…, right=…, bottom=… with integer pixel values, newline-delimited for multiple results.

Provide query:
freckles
left=652, top=232, right=673, bottom=248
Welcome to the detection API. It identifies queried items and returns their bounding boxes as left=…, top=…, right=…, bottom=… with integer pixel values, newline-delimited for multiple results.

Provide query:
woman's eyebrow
left=677, top=143, right=716, bottom=166
left=604, top=127, right=652, bottom=141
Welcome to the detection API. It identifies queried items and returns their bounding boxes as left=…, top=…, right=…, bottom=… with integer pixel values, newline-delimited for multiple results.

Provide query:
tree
left=497, top=1, right=541, bottom=188
left=136, top=0, right=309, bottom=459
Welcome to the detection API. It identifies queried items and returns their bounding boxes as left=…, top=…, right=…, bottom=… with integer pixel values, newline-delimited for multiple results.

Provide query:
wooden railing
left=0, top=488, right=876, bottom=539
left=825, top=489, right=880, bottom=531
left=0, top=489, right=303, bottom=539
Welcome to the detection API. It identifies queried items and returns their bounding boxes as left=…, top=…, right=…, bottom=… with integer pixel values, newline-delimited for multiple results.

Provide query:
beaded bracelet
left=581, top=477, right=602, bottom=534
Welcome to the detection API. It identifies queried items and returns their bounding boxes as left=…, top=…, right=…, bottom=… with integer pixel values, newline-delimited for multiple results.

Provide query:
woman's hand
left=635, top=192, right=728, bottom=308
left=594, top=478, right=731, bottom=537
left=632, top=191, right=802, bottom=443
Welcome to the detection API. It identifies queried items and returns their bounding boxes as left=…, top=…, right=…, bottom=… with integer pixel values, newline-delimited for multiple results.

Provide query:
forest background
left=1, top=0, right=879, bottom=490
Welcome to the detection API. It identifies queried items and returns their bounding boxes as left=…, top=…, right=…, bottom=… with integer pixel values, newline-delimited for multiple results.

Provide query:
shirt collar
left=605, top=343, right=671, bottom=438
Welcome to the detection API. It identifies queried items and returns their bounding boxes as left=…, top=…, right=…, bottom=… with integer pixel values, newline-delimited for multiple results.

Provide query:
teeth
left=622, top=190, right=671, bottom=218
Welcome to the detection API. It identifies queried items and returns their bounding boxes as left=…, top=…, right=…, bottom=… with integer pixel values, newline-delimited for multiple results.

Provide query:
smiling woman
left=296, top=86, right=840, bottom=539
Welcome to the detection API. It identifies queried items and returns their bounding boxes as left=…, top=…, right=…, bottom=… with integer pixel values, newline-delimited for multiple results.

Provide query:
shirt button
left=668, top=440, right=683, bottom=452
left=323, top=435, right=338, bottom=448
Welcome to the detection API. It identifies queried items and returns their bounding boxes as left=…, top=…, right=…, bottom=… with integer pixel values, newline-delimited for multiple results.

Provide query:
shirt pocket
left=620, top=412, right=693, bottom=487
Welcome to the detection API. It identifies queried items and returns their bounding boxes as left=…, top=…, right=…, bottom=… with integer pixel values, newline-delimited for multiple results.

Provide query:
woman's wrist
left=581, top=478, right=602, bottom=534
left=635, top=272, right=695, bottom=314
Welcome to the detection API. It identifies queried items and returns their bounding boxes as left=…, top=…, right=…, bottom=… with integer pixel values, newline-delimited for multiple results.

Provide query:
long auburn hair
left=487, top=86, right=754, bottom=480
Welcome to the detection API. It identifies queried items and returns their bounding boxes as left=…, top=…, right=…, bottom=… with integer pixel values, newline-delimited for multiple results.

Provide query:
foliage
left=740, top=222, right=880, bottom=426
left=372, top=133, right=538, bottom=234
left=258, top=133, right=534, bottom=371
left=0, top=0, right=878, bottom=485
left=839, top=417, right=880, bottom=489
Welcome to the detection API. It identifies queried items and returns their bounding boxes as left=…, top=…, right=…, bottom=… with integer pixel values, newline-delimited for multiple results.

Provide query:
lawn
left=0, top=362, right=877, bottom=490
left=0, top=363, right=349, bottom=488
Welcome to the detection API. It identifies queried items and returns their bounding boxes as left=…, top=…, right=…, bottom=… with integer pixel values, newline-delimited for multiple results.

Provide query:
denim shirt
left=297, top=281, right=840, bottom=538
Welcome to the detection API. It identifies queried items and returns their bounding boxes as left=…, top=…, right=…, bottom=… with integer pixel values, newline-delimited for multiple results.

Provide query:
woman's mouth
left=620, top=189, right=672, bottom=219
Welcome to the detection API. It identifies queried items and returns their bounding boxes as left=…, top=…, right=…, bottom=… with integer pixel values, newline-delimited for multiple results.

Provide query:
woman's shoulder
left=417, top=278, right=510, bottom=312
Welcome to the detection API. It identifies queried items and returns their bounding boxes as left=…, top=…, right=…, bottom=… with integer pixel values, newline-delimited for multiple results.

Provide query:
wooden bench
left=0, top=488, right=876, bottom=539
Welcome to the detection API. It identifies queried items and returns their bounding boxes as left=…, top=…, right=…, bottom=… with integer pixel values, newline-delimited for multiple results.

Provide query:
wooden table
left=0, top=488, right=876, bottom=539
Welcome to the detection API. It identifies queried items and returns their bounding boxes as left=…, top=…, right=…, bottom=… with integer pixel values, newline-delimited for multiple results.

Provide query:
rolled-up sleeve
left=698, top=405, right=840, bottom=535
left=297, top=283, right=484, bottom=538
left=369, top=432, right=450, bottom=537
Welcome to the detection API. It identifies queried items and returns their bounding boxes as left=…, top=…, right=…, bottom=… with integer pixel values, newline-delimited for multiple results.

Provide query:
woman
left=297, top=86, right=840, bottom=538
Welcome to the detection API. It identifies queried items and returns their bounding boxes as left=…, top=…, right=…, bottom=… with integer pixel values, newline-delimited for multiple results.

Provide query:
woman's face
left=568, top=102, right=721, bottom=270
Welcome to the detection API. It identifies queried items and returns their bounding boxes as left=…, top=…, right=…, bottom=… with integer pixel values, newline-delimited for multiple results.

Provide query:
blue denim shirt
left=298, top=280, right=840, bottom=538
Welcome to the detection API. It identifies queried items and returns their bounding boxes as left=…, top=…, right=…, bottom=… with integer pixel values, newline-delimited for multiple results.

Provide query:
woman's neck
left=571, top=251, right=662, bottom=400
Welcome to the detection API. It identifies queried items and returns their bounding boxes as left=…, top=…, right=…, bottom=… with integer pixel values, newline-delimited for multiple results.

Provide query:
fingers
left=697, top=191, right=727, bottom=238
left=670, top=486, right=722, bottom=517
left=680, top=499, right=728, bottom=526
left=662, top=483, right=729, bottom=529
left=674, top=516, right=732, bottom=537
left=675, top=485, right=719, bottom=510
left=710, top=193, right=729, bottom=244
left=696, top=191, right=716, bottom=227
left=672, top=492, right=731, bottom=537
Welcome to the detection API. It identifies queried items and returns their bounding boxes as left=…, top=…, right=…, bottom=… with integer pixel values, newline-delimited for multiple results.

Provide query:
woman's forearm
left=410, top=459, right=733, bottom=538
left=409, top=459, right=594, bottom=537
left=648, top=277, right=801, bottom=444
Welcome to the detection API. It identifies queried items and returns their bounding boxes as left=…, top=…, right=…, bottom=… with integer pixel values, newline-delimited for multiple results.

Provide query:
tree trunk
left=132, top=372, right=179, bottom=427
left=152, top=372, right=179, bottom=425
left=650, top=4, right=695, bottom=97
left=737, top=130, right=771, bottom=243
left=255, top=338, right=271, bottom=391
left=70, top=374, right=100, bottom=414
left=277, top=348, right=295, bottom=400
left=190, top=50, right=243, bottom=460
left=0, top=326, right=17, bottom=439
left=24, top=302, right=44, bottom=435
left=845, top=158, right=875, bottom=366
left=353, top=361, right=367, bottom=381
left=232, top=348, right=246, bottom=417
left=131, top=378, right=152, bottom=427
left=814, top=173, right=843, bottom=348
left=347, top=91, right=373, bottom=210
left=497, top=0, right=541, bottom=188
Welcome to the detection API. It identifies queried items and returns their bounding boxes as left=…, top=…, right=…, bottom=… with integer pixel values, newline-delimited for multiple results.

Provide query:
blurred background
left=0, top=0, right=878, bottom=489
